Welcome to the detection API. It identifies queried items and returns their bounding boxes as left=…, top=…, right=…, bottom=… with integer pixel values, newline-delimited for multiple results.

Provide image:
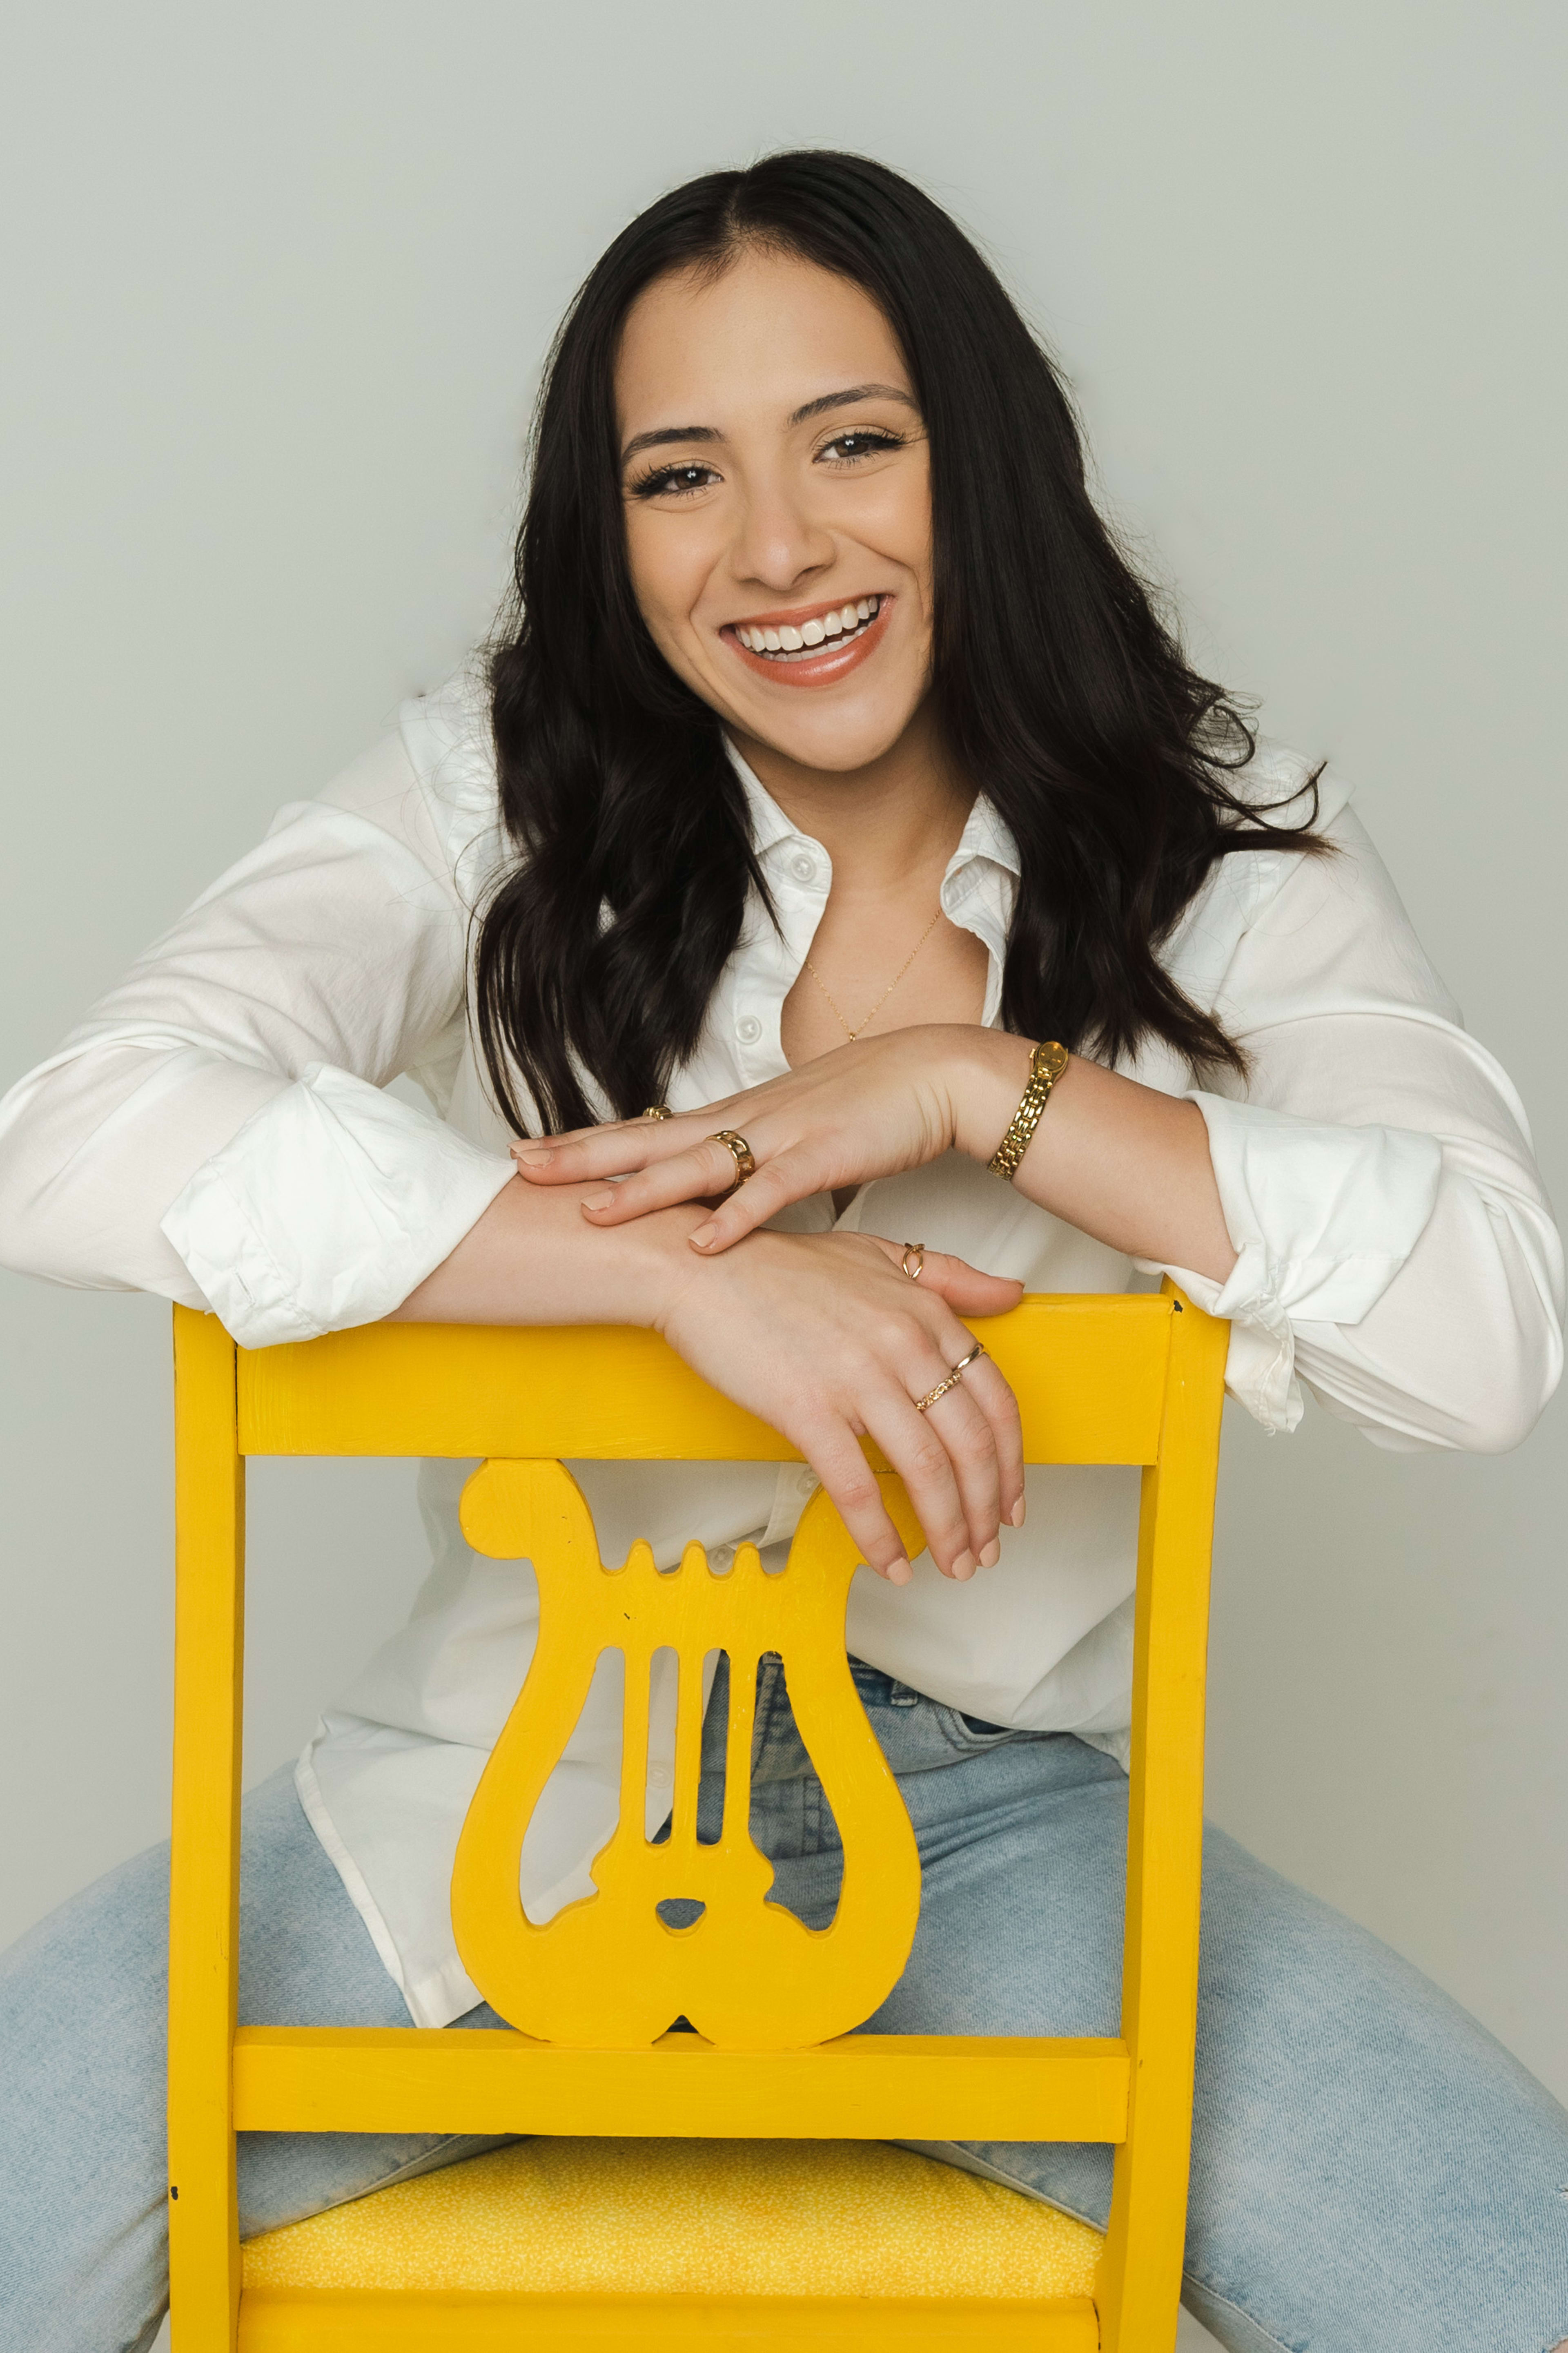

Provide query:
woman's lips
left=722, top=595, right=893, bottom=689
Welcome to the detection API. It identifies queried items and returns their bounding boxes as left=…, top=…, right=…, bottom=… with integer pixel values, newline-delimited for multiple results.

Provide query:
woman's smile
left=723, top=592, right=891, bottom=687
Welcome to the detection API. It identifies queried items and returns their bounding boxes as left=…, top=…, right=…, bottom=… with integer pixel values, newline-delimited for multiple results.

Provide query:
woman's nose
left=728, top=476, right=835, bottom=593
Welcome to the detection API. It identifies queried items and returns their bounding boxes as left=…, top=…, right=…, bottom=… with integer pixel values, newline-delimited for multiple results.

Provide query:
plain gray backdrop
left=2, top=15, right=1563, bottom=2342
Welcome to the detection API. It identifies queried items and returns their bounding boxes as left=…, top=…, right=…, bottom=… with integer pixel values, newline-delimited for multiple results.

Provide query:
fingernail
left=580, top=1191, right=615, bottom=1213
left=885, top=1556, right=912, bottom=1586
left=1009, top=1497, right=1027, bottom=1528
left=512, top=1148, right=552, bottom=1168
left=689, top=1222, right=719, bottom=1249
left=951, top=1550, right=976, bottom=1581
left=979, top=1538, right=1001, bottom=1569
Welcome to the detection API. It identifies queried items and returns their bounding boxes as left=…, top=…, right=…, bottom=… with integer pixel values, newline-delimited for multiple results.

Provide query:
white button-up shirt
left=0, top=668, right=1559, bottom=2027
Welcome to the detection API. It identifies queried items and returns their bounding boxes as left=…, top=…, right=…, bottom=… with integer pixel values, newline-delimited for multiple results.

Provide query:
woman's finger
left=919, top=1373, right=1004, bottom=1565
left=575, top=1138, right=749, bottom=1222
left=792, top=1416, right=916, bottom=1584
left=510, top=1121, right=695, bottom=1185
left=858, top=1374, right=987, bottom=1580
left=956, top=1351, right=1027, bottom=1530
left=683, top=1146, right=832, bottom=1250
left=891, top=1245, right=1024, bottom=1318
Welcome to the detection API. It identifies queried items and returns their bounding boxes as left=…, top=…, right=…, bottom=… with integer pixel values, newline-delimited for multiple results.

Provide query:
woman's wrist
left=391, top=1175, right=712, bottom=1330
left=945, top=1028, right=1044, bottom=1169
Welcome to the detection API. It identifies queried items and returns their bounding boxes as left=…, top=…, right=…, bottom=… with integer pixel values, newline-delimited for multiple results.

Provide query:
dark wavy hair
left=478, top=149, right=1321, bottom=1136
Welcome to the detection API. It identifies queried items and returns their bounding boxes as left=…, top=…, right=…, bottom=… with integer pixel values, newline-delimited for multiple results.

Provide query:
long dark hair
left=479, top=150, right=1320, bottom=1136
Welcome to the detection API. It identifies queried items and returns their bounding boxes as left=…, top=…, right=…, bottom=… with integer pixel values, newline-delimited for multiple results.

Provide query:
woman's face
left=616, top=247, right=933, bottom=775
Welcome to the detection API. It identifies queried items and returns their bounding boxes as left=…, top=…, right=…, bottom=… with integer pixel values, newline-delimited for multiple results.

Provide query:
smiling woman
left=0, top=149, right=1565, bottom=2353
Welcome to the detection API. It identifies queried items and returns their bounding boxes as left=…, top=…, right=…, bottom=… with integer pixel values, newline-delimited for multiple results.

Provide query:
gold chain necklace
left=802, top=907, right=944, bottom=1043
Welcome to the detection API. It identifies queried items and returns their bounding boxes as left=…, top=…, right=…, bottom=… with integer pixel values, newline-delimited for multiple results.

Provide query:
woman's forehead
left=615, top=251, right=911, bottom=437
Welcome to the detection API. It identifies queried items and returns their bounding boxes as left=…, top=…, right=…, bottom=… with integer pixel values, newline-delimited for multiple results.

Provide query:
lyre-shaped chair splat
left=452, top=1459, right=924, bottom=2049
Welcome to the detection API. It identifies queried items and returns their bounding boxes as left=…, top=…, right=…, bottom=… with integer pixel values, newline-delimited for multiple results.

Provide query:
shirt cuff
left=1143, top=1092, right=1444, bottom=1435
left=160, top=1062, right=516, bottom=1347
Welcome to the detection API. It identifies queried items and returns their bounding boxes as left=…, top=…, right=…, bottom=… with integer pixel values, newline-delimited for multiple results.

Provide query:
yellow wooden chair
left=166, top=1282, right=1227, bottom=2350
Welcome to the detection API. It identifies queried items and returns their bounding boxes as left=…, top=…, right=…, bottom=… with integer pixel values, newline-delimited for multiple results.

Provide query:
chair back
left=167, top=1286, right=1227, bottom=2353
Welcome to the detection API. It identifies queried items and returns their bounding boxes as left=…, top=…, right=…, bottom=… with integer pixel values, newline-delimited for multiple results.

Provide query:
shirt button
left=735, top=1015, right=763, bottom=1045
left=788, top=852, right=817, bottom=883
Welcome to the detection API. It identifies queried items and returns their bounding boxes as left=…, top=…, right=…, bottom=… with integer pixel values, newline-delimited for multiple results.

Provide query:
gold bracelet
left=987, top=1040, right=1069, bottom=1182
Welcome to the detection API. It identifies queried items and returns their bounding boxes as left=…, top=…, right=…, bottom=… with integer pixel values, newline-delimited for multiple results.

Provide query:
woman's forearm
left=390, top=1175, right=706, bottom=1327
left=947, top=1030, right=1238, bottom=1284
left=508, top=1021, right=1237, bottom=1284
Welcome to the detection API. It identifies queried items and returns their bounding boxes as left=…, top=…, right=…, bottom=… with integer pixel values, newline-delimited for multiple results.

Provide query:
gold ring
left=900, top=1242, right=926, bottom=1282
left=709, top=1130, right=756, bottom=1194
left=641, top=1105, right=673, bottom=1120
left=913, top=1341, right=986, bottom=1414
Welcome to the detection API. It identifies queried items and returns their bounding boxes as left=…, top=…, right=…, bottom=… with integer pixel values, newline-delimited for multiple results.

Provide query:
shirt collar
left=724, top=736, right=1021, bottom=885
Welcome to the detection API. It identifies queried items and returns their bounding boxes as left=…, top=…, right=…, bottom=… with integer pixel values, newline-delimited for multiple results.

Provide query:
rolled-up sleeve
left=1148, top=806, right=1563, bottom=1448
left=0, top=731, right=515, bottom=1347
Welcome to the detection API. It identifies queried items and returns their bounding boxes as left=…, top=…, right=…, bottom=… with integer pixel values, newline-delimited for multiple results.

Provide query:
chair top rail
left=229, top=1294, right=1176, bottom=1465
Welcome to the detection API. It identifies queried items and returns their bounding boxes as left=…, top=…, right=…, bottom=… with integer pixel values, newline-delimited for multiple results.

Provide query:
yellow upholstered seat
left=242, top=2137, right=1103, bottom=2301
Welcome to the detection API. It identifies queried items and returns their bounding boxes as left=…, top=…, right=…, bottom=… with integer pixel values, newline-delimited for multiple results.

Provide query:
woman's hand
left=510, top=1026, right=1020, bottom=1251
left=392, top=1175, right=1025, bottom=1584
left=655, top=1228, right=1025, bottom=1584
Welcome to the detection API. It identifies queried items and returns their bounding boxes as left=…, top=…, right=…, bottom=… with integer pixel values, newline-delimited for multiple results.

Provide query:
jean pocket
left=933, top=1704, right=1020, bottom=1754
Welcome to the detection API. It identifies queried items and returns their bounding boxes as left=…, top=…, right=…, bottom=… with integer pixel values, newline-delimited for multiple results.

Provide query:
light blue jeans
left=3, top=1655, right=1566, bottom=2353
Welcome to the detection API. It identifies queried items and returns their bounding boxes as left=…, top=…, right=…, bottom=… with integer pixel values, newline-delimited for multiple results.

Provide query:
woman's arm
left=0, top=730, right=512, bottom=1339
left=510, top=1027, right=1238, bottom=1279
left=513, top=810, right=1564, bottom=1454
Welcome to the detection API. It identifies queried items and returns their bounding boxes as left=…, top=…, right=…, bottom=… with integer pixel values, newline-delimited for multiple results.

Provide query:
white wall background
left=2, top=9, right=1563, bottom=2340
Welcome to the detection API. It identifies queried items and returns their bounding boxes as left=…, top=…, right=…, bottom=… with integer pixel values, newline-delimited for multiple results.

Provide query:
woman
left=0, top=151, right=1563, bottom=2352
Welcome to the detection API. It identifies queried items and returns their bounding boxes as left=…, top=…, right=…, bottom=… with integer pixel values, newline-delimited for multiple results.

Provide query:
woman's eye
left=629, top=462, right=721, bottom=501
left=818, top=430, right=903, bottom=465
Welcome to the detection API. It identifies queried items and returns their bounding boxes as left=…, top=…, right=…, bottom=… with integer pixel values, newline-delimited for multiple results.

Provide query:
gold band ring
left=641, top=1105, right=673, bottom=1120
left=913, top=1341, right=987, bottom=1415
left=709, top=1130, right=756, bottom=1195
left=900, top=1241, right=927, bottom=1282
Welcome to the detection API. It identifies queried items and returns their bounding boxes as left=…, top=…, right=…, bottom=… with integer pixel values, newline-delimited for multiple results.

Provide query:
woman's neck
left=729, top=701, right=974, bottom=892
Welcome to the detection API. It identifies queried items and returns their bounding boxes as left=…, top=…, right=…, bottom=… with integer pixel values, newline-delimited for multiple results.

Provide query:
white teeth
left=737, top=598, right=884, bottom=661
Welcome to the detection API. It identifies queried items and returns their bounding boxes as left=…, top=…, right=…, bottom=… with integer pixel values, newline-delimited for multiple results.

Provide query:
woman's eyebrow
left=788, top=383, right=918, bottom=425
left=621, top=423, right=721, bottom=464
left=620, top=384, right=918, bottom=465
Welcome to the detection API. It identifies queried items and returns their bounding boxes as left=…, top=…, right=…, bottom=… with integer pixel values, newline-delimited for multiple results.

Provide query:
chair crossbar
left=232, top=2027, right=1131, bottom=2143
left=235, top=1296, right=1174, bottom=1464
left=237, top=2287, right=1104, bottom=2350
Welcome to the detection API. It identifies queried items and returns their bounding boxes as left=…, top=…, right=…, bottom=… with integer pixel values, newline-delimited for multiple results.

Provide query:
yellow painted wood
left=168, top=1307, right=246, bottom=2351
left=237, top=2288, right=1101, bottom=2350
left=1097, top=1287, right=1229, bottom=2353
left=451, top=1465, right=925, bottom=2049
left=232, top=2026, right=1130, bottom=2141
left=163, top=1286, right=1227, bottom=2353
left=236, top=1294, right=1172, bottom=1465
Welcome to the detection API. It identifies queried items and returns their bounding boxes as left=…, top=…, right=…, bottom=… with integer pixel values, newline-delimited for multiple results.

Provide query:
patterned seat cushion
left=242, top=2137, right=1103, bottom=2299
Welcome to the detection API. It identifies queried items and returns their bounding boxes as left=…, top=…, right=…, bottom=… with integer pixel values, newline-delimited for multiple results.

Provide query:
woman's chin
left=727, top=690, right=927, bottom=778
